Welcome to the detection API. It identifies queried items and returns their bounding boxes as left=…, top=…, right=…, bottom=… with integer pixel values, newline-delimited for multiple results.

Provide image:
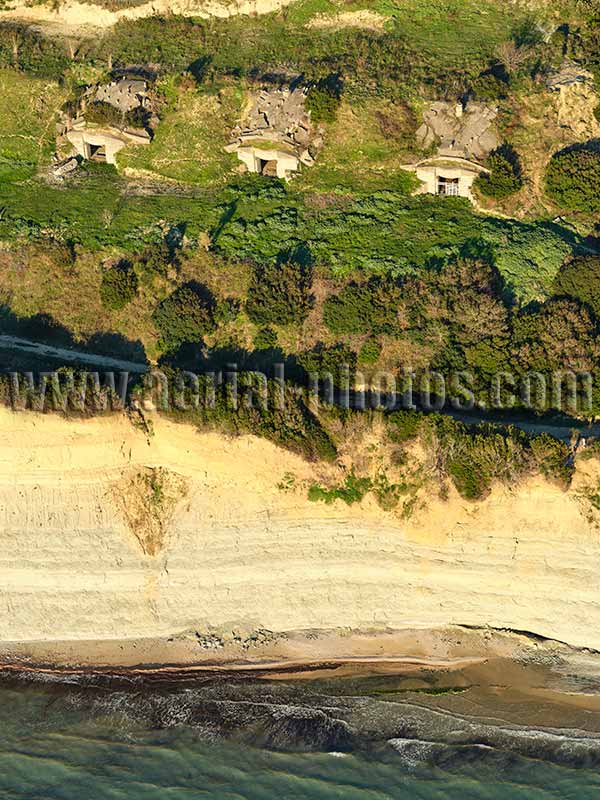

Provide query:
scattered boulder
left=416, top=100, right=500, bottom=161
left=49, top=155, right=79, bottom=181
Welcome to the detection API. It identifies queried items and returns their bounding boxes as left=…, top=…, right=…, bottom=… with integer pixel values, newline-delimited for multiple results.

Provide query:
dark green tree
left=545, top=146, right=600, bottom=212
left=246, top=256, right=313, bottom=327
left=475, top=145, right=523, bottom=199
left=153, top=283, right=215, bottom=350
left=323, top=277, right=404, bottom=335
left=554, top=254, right=600, bottom=317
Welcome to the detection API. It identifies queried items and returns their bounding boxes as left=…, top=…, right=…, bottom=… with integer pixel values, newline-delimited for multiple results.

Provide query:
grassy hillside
left=118, top=85, right=242, bottom=186
left=0, top=70, right=65, bottom=182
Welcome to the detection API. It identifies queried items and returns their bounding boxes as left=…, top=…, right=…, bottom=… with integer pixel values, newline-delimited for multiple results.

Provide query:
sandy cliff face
left=0, top=406, right=599, bottom=649
left=0, top=0, right=296, bottom=32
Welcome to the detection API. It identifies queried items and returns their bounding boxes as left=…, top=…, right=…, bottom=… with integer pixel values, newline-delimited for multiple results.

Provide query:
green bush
left=101, top=16, right=207, bottom=74
left=0, top=23, right=69, bottom=79
left=246, top=256, right=313, bottom=327
left=100, top=262, right=138, bottom=310
left=298, top=342, right=357, bottom=382
left=545, top=146, right=600, bottom=212
left=85, top=101, right=124, bottom=127
left=475, top=145, right=523, bottom=199
left=254, top=326, right=278, bottom=350
left=387, top=409, right=422, bottom=442
left=529, top=432, right=572, bottom=489
left=159, top=368, right=337, bottom=462
left=470, top=71, right=509, bottom=101
left=135, top=241, right=176, bottom=279
left=358, top=338, right=381, bottom=364
left=553, top=254, right=600, bottom=317
left=422, top=415, right=530, bottom=500
left=323, top=277, right=404, bottom=335
left=305, top=75, right=342, bottom=124
left=124, top=105, right=151, bottom=129
left=153, top=283, right=216, bottom=350
left=308, top=470, right=372, bottom=505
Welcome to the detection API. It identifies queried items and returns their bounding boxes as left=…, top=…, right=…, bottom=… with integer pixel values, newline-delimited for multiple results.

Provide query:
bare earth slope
left=0, top=0, right=296, bottom=33
left=0, top=406, right=599, bottom=651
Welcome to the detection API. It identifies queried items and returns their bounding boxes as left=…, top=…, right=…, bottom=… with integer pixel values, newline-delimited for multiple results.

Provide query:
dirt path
left=0, top=334, right=148, bottom=372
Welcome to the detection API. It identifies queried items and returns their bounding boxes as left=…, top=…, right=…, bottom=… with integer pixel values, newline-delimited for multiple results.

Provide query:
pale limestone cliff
left=0, top=0, right=296, bottom=32
left=0, top=407, right=599, bottom=649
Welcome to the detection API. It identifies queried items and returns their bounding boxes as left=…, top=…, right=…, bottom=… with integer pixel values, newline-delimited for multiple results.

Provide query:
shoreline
left=0, top=624, right=588, bottom=680
left=5, top=626, right=600, bottom=739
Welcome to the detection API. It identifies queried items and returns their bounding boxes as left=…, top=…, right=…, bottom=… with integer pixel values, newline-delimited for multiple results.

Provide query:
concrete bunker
left=59, top=76, right=154, bottom=166
left=226, top=82, right=322, bottom=180
left=404, top=155, right=489, bottom=202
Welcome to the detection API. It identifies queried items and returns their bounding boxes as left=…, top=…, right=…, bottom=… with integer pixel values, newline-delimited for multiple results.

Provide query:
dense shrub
left=323, top=277, right=404, bottom=335
left=297, top=343, right=357, bottom=386
left=253, top=326, right=278, bottom=349
left=101, top=17, right=208, bottom=73
left=529, top=433, right=573, bottom=489
left=512, top=297, right=600, bottom=374
left=408, top=257, right=509, bottom=366
left=153, top=283, right=216, bottom=349
left=160, top=368, right=337, bottom=462
left=308, top=471, right=372, bottom=505
left=387, top=409, right=421, bottom=442
left=305, top=75, right=342, bottom=123
left=422, top=416, right=532, bottom=500
left=246, top=256, right=313, bottom=327
left=554, top=254, right=600, bottom=317
left=124, top=105, right=151, bottom=130
left=135, top=241, right=177, bottom=279
left=100, top=261, right=138, bottom=310
left=358, top=338, right=382, bottom=364
left=545, top=146, right=600, bottom=212
left=469, top=71, right=509, bottom=101
left=0, top=23, right=69, bottom=79
left=475, top=145, right=523, bottom=199
left=85, top=101, right=124, bottom=127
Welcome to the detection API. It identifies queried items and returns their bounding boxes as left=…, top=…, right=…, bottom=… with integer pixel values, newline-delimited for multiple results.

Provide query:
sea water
left=1, top=674, right=600, bottom=799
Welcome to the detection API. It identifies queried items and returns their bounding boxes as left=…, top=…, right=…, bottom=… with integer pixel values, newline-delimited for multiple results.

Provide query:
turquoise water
left=1, top=677, right=600, bottom=799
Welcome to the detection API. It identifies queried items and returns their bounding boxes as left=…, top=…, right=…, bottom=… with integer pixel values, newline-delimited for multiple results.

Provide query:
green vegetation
left=213, top=189, right=579, bottom=302
left=254, top=327, right=279, bottom=350
left=305, top=76, right=342, bottom=123
left=308, top=470, right=372, bottom=505
left=554, top=255, right=600, bottom=318
left=358, top=338, right=382, bottom=365
left=0, top=23, right=69, bottom=79
left=298, top=342, right=358, bottom=378
left=545, top=146, right=600, bottom=212
left=152, top=283, right=216, bottom=350
left=0, top=69, right=66, bottom=182
left=160, top=371, right=338, bottom=463
left=475, top=145, right=523, bottom=199
left=297, top=97, right=418, bottom=194
left=118, top=86, right=242, bottom=186
left=421, top=415, right=573, bottom=500
left=246, top=254, right=314, bottom=327
left=323, top=277, right=404, bottom=335
left=100, top=261, right=138, bottom=310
